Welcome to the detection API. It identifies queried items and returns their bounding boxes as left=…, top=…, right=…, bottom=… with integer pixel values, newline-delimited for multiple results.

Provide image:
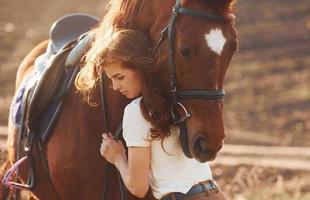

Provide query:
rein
left=153, top=0, right=235, bottom=158
left=99, top=74, right=127, bottom=200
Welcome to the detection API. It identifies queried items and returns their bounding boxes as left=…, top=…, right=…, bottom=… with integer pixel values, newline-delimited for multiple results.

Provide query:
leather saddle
left=20, top=13, right=99, bottom=142
left=2, top=13, right=100, bottom=191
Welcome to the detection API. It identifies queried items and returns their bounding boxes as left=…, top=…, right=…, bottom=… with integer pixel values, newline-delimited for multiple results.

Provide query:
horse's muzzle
left=192, top=136, right=220, bottom=162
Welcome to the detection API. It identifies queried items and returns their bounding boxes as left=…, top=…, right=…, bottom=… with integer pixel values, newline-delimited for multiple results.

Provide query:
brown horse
left=1, top=0, right=237, bottom=199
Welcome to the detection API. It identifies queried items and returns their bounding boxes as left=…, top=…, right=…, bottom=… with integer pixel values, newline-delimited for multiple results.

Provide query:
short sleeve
left=122, top=100, right=151, bottom=147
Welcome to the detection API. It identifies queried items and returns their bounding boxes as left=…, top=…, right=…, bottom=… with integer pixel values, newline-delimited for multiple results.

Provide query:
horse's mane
left=99, top=0, right=143, bottom=32
left=99, top=0, right=236, bottom=31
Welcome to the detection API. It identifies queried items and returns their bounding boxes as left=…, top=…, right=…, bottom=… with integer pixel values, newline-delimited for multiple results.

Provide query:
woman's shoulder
left=131, top=96, right=142, bottom=106
left=124, top=96, right=145, bottom=121
left=122, top=96, right=152, bottom=146
left=125, top=96, right=142, bottom=111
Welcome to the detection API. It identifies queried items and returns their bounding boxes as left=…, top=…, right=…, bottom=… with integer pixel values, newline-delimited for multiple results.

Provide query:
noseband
left=153, top=0, right=235, bottom=158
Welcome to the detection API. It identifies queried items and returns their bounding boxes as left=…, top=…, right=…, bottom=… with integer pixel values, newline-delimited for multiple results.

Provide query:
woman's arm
left=114, top=146, right=150, bottom=198
left=100, top=133, right=150, bottom=198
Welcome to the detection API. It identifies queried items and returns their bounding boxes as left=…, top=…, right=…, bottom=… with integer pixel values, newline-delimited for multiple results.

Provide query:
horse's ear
left=216, top=0, right=238, bottom=11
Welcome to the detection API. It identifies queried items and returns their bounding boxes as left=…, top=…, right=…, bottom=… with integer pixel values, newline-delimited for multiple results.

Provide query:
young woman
left=76, top=29, right=227, bottom=200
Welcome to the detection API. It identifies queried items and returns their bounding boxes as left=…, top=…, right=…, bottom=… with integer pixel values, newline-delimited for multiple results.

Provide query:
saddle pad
left=10, top=72, right=39, bottom=128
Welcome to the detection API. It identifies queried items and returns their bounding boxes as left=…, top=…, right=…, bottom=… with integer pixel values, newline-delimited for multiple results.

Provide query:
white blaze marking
left=204, top=29, right=226, bottom=55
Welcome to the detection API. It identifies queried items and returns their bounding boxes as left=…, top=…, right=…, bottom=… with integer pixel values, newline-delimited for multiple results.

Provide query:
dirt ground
left=0, top=149, right=309, bottom=200
left=0, top=0, right=310, bottom=199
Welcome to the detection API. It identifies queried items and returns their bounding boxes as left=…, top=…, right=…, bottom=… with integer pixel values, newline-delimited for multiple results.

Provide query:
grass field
left=0, top=0, right=309, bottom=199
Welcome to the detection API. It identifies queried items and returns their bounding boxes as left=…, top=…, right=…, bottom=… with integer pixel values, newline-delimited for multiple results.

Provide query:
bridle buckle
left=171, top=101, right=191, bottom=124
left=172, top=6, right=179, bottom=16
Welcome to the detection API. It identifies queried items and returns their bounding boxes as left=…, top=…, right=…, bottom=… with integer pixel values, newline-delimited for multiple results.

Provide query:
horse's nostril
left=194, top=137, right=207, bottom=154
left=193, top=136, right=217, bottom=162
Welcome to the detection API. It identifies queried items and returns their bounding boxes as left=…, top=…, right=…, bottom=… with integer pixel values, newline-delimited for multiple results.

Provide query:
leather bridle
left=152, top=0, right=235, bottom=158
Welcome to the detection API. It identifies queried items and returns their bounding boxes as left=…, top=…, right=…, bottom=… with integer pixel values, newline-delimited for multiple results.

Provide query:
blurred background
left=0, top=0, right=309, bottom=199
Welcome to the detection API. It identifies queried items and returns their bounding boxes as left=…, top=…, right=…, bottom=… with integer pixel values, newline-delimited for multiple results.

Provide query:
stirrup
left=2, top=155, right=35, bottom=190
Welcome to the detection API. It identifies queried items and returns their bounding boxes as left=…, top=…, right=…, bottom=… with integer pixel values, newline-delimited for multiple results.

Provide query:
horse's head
left=150, top=0, right=238, bottom=162
left=99, top=0, right=237, bottom=162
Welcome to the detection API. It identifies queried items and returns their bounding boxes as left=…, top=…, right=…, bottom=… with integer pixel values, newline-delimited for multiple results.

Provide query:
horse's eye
left=179, top=46, right=191, bottom=59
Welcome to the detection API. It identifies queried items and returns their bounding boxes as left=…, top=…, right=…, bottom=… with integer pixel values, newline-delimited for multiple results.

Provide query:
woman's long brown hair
left=75, top=29, right=172, bottom=138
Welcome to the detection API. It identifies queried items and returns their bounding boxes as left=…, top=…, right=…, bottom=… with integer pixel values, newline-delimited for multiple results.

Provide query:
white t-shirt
left=122, top=97, right=212, bottom=199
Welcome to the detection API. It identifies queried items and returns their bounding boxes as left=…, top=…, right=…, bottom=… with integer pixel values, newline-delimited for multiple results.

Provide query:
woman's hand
left=100, top=132, right=126, bottom=165
left=100, top=132, right=150, bottom=198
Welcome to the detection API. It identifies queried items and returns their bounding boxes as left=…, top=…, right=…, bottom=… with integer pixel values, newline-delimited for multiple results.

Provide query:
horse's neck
left=73, top=73, right=129, bottom=134
left=139, top=0, right=174, bottom=37
left=110, top=0, right=173, bottom=37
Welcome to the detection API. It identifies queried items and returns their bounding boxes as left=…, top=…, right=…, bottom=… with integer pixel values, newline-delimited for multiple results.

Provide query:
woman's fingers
left=108, top=132, right=114, bottom=138
left=100, top=144, right=104, bottom=156
left=100, top=131, right=122, bottom=158
left=102, top=133, right=108, bottom=139
left=102, top=132, right=114, bottom=139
